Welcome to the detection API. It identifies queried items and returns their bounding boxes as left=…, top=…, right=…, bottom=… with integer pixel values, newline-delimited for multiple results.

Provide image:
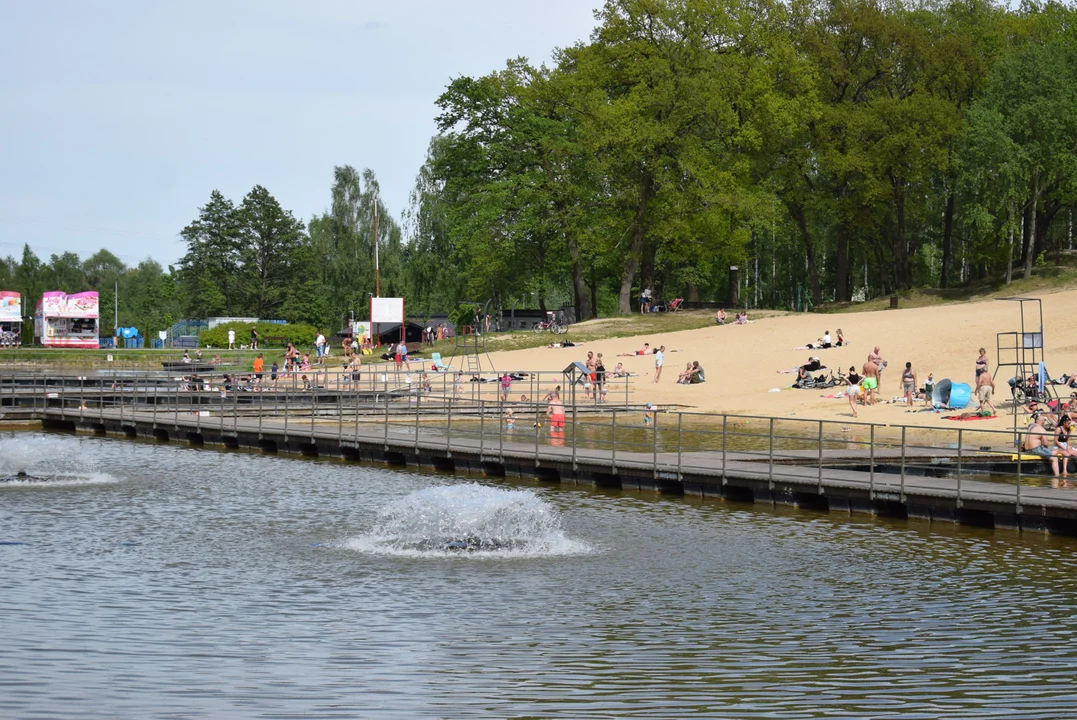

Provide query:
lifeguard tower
left=450, top=326, right=496, bottom=376
left=996, top=297, right=1057, bottom=427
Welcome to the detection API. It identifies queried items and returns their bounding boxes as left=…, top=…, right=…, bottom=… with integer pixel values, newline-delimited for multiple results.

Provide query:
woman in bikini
left=975, top=348, right=989, bottom=380
left=902, top=361, right=918, bottom=409
left=1056, top=415, right=1076, bottom=476
left=846, top=366, right=862, bottom=418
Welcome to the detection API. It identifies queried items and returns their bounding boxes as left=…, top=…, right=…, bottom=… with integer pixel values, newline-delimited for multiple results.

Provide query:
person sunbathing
left=778, top=356, right=824, bottom=374
left=794, top=331, right=833, bottom=351
left=609, top=362, right=628, bottom=378
left=619, top=343, right=653, bottom=356
left=715, top=309, right=728, bottom=325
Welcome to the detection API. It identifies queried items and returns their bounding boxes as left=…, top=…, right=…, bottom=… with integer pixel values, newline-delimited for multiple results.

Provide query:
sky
left=0, top=1, right=602, bottom=268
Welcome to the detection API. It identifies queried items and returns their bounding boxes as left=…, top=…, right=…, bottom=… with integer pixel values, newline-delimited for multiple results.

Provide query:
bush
left=199, top=321, right=318, bottom=349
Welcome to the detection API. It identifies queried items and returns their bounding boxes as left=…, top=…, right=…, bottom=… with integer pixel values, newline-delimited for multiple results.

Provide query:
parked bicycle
left=533, top=311, right=567, bottom=335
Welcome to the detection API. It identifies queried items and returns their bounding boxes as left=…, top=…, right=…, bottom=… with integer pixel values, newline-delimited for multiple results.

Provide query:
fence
left=4, top=366, right=1055, bottom=506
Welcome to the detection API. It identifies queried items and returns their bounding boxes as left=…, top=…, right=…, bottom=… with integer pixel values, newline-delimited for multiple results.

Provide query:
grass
left=6, top=259, right=1077, bottom=369
left=817, top=254, right=1077, bottom=313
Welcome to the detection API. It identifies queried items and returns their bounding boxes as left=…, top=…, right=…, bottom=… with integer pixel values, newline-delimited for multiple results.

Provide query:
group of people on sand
left=714, top=308, right=749, bottom=325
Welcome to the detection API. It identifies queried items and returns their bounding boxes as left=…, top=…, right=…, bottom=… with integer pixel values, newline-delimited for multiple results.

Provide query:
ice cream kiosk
left=34, top=291, right=100, bottom=348
left=0, top=291, right=21, bottom=346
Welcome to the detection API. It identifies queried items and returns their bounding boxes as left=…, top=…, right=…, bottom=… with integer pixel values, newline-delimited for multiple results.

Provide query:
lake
left=2, top=432, right=1075, bottom=719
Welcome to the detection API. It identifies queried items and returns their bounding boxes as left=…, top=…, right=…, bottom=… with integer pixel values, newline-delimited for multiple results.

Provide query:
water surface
left=2, top=432, right=1075, bottom=719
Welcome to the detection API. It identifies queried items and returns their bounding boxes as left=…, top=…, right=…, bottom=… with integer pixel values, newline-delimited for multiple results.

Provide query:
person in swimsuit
left=845, top=366, right=862, bottom=418
left=861, top=356, right=878, bottom=405
left=902, top=362, right=918, bottom=408
left=835, top=328, right=846, bottom=347
left=1055, top=415, right=1076, bottom=476
left=1023, top=413, right=1061, bottom=477
left=546, top=390, right=565, bottom=429
left=869, top=346, right=885, bottom=390
left=976, top=371, right=996, bottom=414
left=715, top=309, right=727, bottom=325
left=975, top=348, right=989, bottom=380
left=923, top=373, right=935, bottom=408
left=595, top=353, right=607, bottom=401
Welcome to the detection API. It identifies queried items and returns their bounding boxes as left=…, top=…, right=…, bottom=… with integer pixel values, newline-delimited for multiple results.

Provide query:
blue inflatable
left=948, top=382, right=972, bottom=409
left=932, top=378, right=972, bottom=409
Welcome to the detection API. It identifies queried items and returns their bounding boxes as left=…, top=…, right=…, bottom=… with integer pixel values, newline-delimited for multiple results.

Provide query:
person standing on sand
left=902, top=362, right=918, bottom=409
left=253, top=353, right=264, bottom=387
left=975, top=348, right=989, bottom=380
left=868, top=346, right=885, bottom=389
left=653, top=345, right=666, bottom=383
left=976, top=371, right=996, bottom=414
left=846, top=366, right=862, bottom=418
left=862, top=355, right=878, bottom=405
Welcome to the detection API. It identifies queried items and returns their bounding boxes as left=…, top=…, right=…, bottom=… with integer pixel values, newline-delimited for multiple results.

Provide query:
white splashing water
left=346, top=483, right=589, bottom=558
left=0, top=436, right=118, bottom=486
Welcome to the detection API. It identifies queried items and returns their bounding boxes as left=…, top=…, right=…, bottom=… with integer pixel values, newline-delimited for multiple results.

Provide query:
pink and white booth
left=34, top=291, right=100, bottom=348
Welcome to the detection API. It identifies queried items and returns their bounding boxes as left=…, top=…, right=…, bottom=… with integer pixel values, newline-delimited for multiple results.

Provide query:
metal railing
left=6, top=367, right=1069, bottom=512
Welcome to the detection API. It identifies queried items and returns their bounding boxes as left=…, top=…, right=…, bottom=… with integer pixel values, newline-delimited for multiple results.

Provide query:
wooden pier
left=36, top=404, right=1077, bottom=537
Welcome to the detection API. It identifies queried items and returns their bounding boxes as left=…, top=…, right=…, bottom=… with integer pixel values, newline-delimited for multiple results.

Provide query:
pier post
left=611, top=410, right=617, bottom=474
left=480, top=398, right=486, bottom=460
left=446, top=396, right=452, bottom=456
left=768, top=417, right=775, bottom=491
left=869, top=424, right=875, bottom=496
left=676, top=412, right=683, bottom=480
left=817, top=420, right=824, bottom=493
left=572, top=399, right=577, bottom=472
left=652, top=410, right=659, bottom=479
left=956, top=428, right=963, bottom=507
left=721, top=415, right=727, bottom=486
left=900, top=426, right=907, bottom=500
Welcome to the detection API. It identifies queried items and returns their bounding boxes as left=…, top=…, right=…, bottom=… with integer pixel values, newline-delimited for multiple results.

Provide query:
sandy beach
left=480, top=290, right=1077, bottom=430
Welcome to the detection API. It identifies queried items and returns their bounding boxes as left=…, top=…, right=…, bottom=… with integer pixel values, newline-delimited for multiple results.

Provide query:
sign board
left=370, top=297, right=405, bottom=324
left=159, top=331, right=168, bottom=341
left=38, top=291, right=99, bottom=318
left=0, top=291, right=20, bottom=321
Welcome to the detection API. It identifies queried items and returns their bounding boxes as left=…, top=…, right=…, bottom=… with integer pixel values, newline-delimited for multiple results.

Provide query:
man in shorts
left=252, top=353, right=264, bottom=387
left=546, top=390, right=565, bottom=429
left=1023, top=413, right=1060, bottom=477
left=976, top=371, right=996, bottom=414
left=869, top=346, right=886, bottom=389
left=315, top=331, right=326, bottom=363
left=861, top=355, right=879, bottom=405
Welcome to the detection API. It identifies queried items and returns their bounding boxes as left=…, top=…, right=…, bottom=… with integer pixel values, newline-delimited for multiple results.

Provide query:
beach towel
left=943, top=414, right=998, bottom=421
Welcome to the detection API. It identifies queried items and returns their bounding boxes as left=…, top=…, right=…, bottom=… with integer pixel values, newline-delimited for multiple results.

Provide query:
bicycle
left=533, top=312, right=567, bottom=335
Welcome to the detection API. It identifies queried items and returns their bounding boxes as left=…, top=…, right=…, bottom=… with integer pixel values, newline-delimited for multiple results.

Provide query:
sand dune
left=483, top=290, right=1077, bottom=430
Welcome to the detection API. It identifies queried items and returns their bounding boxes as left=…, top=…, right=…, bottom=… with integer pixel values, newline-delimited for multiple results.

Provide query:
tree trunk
left=564, top=231, right=593, bottom=321
left=786, top=199, right=821, bottom=306
left=835, top=225, right=850, bottom=302
left=890, top=173, right=908, bottom=290
left=617, top=171, right=654, bottom=314
left=1024, top=174, right=1039, bottom=280
left=940, top=188, right=955, bottom=288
